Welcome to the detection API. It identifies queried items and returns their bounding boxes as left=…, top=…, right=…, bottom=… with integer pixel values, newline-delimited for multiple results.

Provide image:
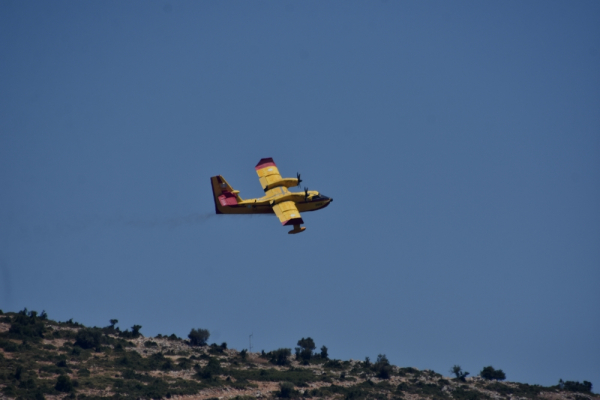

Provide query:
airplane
left=210, top=158, right=332, bottom=234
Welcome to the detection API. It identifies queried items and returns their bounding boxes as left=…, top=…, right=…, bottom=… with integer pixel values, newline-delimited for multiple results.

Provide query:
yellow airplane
left=210, top=158, right=332, bottom=234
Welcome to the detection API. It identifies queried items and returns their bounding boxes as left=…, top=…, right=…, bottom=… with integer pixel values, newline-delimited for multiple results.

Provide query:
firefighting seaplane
left=210, top=158, right=332, bottom=234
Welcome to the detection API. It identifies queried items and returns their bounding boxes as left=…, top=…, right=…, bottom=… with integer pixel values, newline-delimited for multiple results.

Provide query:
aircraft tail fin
left=210, top=175, right=244, bottom=214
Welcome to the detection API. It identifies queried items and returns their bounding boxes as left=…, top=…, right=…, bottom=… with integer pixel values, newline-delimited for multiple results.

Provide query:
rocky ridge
left=0, top=310, right=596, bottom=400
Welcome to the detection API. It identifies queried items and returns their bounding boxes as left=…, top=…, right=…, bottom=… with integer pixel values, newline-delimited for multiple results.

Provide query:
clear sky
left=1, top=0, right=599, bottom=390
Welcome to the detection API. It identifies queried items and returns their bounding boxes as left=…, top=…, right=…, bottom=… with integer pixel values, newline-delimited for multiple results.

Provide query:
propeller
left=304, top=187, right=309, bottom=201
left=296, top=172, right=302, bottom=186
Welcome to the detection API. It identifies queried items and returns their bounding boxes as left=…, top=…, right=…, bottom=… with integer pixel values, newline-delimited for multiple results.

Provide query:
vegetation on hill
left=0, top=309, right=595, bottom=400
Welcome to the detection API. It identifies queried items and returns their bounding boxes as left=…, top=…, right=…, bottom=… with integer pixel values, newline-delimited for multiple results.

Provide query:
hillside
left=0, top=309, right=596, bottom=400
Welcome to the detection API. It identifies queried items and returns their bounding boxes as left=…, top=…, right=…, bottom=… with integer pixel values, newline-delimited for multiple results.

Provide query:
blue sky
left=1, top=0, right=599, bottom=390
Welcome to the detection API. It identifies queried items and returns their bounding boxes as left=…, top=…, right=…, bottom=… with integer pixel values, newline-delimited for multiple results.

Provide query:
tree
left=296, top=337, right=316, bottom=362
left=131, top=325, right=142, bottom=337
left=103, top=319, right=120, bottom=335
left=451, top=365, right=469, bottom=381
left=374, top=354, right=392, bottom=379
left=188, top=328, right=210, bottom=346
left=297, top=337, right=316, bottom=352
left=320, top=345, right=329, bottom=360
left=480, top=366, right=506, bottom=381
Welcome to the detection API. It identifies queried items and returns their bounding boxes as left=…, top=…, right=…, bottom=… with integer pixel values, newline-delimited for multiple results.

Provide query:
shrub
left=188, top=328, right=210, bottom=346
left=15, top=366, right=23, bottom=380
left=324, top=359, right=344, bottom=369
left=269, top=348, right=292, bottom=366
left=453, top=387, right=488, bottom=400
left=8, top=309, right=46, bottom=339
left=74, top=328, right=102, bottom=349
left=396, top=367, right=419, bottom=377
left=240, top=349, right=248, bottom=360
left=209, top=343, right=225, bottom=354
left=560, top=380, right=592, bottom=393
left=279, top=382, right=295, bottom=398
left=201, top=366, right=318, bottom=387
left=486, top=382, right=542, bottom=398
left=161, top=358, right=174, bottom=371
left=55, top=375, right=73, bottom=392
left=119, top=325, right=143, bottom=339
left=0, top=339, right=19, bottom=352
left=396, top=381, right=448, bottom=399
left=198, top=357, right=222, bottom=379
left=178, top=357, right=193, bottom=369
left=63, top=318, right=81, bottom=327
left=480, top=366, right=506, bottom=381
left=2, top=385, right=16, bottom=397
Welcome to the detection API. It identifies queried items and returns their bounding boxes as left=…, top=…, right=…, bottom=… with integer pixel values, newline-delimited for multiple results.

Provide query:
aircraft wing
left=272, top=200, right=304, bottom=226
left=256, top=157, right=305, bottom=232
left=254, top=158, right=307, bottom=234
left=255, top=157, right=283, bottom=192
